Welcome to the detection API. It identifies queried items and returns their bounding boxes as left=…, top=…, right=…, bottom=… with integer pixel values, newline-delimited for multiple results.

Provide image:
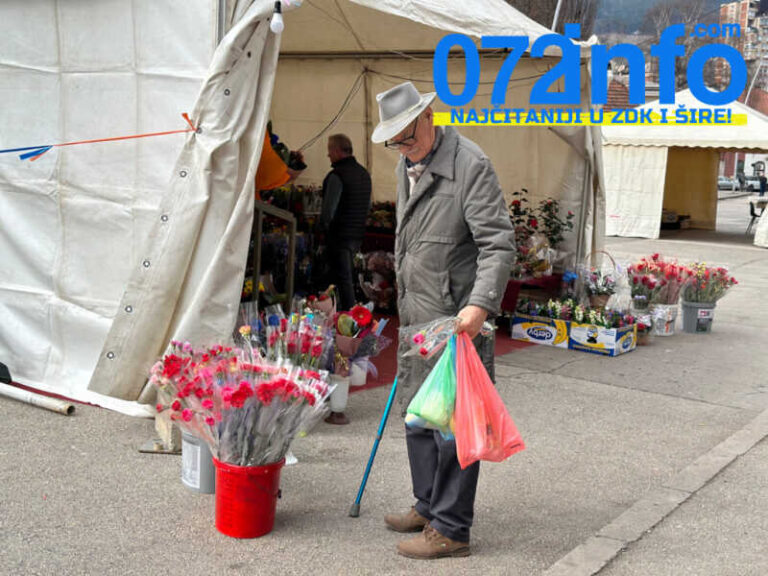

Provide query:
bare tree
left=506, top=0, right=600, bottom=39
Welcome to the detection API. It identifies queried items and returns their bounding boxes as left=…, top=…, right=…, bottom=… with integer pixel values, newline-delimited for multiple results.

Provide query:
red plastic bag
left=454, top=332, right=525, bottom=469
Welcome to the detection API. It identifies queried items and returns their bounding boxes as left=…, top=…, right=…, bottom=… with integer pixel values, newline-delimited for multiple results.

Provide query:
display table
left=361, top=229, right=395, bottom=253
left=501, top=274, right=563, bottom=313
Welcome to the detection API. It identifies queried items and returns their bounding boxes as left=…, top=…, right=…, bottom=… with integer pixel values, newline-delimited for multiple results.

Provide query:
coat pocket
left=404, top=236, right=458, bottom=313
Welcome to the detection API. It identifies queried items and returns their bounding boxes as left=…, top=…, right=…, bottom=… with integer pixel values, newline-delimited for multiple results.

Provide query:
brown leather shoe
left=396, top=524, right=471, bottom=559
left=384, top=507, right=428, bottom=533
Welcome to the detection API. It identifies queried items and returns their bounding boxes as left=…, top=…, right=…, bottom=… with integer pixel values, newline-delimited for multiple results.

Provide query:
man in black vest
left=320, top=134, right=372, bottom=310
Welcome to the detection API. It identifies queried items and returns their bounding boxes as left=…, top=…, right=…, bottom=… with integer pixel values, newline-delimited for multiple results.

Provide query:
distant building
left=717, top=0, right=767, bottom=90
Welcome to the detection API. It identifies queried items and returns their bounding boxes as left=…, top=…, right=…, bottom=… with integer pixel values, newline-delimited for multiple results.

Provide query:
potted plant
left=508, top=189, right=574, bottom=279
left=680, top=264, right=737, bottom=333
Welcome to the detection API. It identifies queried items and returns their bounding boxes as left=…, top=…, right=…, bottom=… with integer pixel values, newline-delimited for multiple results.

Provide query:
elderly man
left=371, top=82, right=515, bottom=559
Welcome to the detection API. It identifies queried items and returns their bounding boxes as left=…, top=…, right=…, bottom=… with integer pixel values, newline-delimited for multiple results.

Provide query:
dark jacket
left=321, top=156, right=372, bottom=245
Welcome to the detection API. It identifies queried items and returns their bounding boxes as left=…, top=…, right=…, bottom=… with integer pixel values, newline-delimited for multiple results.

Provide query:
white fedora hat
left=371, top=82, right=436, bottom=144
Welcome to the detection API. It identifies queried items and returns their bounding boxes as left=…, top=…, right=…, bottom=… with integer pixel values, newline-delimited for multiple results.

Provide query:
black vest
left=323, top=156, right=372, bottom=243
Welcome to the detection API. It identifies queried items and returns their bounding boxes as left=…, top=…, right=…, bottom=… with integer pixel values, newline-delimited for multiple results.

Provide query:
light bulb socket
left=270, top=1, right=284, bottom=33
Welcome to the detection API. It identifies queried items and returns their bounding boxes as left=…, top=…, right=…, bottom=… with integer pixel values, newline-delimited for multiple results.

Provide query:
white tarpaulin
left=603, top=90, right=768, bottom=242
left=2, top=0, right=604, bottom=413
left=603, top=146, right=668, bottom=239
left=0, top=0, right=217, bottom=415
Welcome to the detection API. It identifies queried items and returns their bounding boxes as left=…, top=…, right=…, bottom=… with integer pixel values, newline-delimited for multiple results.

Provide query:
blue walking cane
left=349, top=377, right=398, bottom=517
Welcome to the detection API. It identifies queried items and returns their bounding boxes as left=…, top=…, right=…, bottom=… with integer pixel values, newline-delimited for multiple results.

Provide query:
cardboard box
left=511, top=314, right=637, bottom=357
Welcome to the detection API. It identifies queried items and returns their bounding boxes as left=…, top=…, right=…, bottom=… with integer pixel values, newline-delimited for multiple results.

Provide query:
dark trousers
left=406, top=425, right=480, bottom=543
left=327, top=242, right=358, bottom=311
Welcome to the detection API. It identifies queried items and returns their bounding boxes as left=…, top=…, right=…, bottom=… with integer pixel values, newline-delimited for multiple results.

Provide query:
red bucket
left=212, top=458, right=285, bottom=538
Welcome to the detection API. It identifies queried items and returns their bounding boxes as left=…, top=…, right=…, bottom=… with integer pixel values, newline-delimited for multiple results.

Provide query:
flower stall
left=501, top=189, right=576, bottom=313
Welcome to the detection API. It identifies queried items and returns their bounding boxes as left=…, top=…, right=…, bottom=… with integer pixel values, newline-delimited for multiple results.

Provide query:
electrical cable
left=297, top=70, right=366, bottom=151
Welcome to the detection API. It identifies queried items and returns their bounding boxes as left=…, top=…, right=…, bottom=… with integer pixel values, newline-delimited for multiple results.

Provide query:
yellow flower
left=238, top=325, right=251, bottom=336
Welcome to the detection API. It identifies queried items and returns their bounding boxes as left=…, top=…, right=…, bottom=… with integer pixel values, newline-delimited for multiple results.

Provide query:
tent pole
left=745, top=60, right=763, bottom=107
left=364, top=67, right=373, bottom=173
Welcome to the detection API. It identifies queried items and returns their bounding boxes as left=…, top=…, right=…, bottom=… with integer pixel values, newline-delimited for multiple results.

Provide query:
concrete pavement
left=1, top=199, right=766, bottom=576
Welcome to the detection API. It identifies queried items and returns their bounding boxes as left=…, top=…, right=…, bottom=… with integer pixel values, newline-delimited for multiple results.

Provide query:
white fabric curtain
left=88, top=0, right=282, bottom=404
left=0, top=0, right=216, bottom=415
left=603, top=145, right=669, bottom=239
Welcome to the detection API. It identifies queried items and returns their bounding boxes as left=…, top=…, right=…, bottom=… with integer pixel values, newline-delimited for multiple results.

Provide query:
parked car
left=718, top=176, right=735, bottom=190
left=745, top=175, right=761, bottom=192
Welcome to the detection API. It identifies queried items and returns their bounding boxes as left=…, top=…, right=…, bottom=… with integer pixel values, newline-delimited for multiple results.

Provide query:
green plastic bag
left=406, top=335, right=456, bottom=432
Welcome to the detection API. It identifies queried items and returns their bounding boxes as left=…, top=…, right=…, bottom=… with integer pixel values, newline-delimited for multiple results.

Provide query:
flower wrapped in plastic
left=682, top=263, right=737, bottom=303
left=403, top=316, right=495, bottom=360
left=150, top=342, right=334, bottom=466
left=333, top=304, right=391, bottom=378
left=631, top=254, right=692, bottom=305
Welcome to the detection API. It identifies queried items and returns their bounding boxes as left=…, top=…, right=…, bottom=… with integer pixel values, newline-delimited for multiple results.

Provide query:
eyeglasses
left=385, top=116, right=419, bottom=149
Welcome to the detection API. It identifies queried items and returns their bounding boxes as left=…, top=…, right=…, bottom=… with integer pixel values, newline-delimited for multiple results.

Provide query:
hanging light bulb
left=270, top=1, right=284, bottom=34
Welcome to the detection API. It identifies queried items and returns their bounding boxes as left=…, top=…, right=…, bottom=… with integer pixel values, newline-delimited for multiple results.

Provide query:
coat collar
left=397, top=127, right=459, bottom=230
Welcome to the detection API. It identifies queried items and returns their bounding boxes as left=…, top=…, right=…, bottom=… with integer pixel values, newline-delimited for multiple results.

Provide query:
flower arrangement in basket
left=581, top=252, right=619, bottom=309
left=682, top=263, right=737, bottom=303
left=151, top=343, right=333, bottom=467
left=509, top=188, right=575, bottom=279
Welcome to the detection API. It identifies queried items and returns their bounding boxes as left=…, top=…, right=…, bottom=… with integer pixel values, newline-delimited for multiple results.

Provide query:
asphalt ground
left=1, top=197, right=766, bottom=576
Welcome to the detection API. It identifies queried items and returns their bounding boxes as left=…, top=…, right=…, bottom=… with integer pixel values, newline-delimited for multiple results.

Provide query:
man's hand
left=456, top=305, right=488, bottom=339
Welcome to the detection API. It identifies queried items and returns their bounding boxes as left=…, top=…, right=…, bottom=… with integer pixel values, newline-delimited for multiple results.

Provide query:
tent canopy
left=603, top=89, right=768, bottom=150
left=281, top=0, right=554, bottom=53
left=603, top=89, right=768, bottom=242
left=1, top=0, right=604, bottom=414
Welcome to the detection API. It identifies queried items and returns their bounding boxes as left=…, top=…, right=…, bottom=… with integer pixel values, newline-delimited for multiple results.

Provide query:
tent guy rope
left=0, top=113, right=198, bottom=161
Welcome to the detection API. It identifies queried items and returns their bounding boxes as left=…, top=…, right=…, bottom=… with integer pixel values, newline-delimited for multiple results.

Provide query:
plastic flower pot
left=636, top=329, right=653, bottom=346
left=328, top=374, right=350, bottom=412
left=349, top=358, right=368, bottom=387
left=212, top=458, right=284, bottom=538
left=681, top=301, right=716, bottom=334
left=181, top=431, right=216, bottom=494
left=651, top=304, right=678, bottom=336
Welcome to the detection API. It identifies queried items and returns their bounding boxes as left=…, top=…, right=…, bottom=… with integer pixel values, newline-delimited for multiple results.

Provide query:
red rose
left=318, top=293, right=328, bottom=302
left=155, top=403, right=164, bottom=412
left=171, top=400, right=181, bottom=411
left=351, top=305, right=373, bottom=327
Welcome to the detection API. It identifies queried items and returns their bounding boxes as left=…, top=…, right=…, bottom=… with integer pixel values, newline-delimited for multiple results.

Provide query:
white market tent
left=602, top=89, right=768, bottom=245
left=0, top=0, right=604, bottom=415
